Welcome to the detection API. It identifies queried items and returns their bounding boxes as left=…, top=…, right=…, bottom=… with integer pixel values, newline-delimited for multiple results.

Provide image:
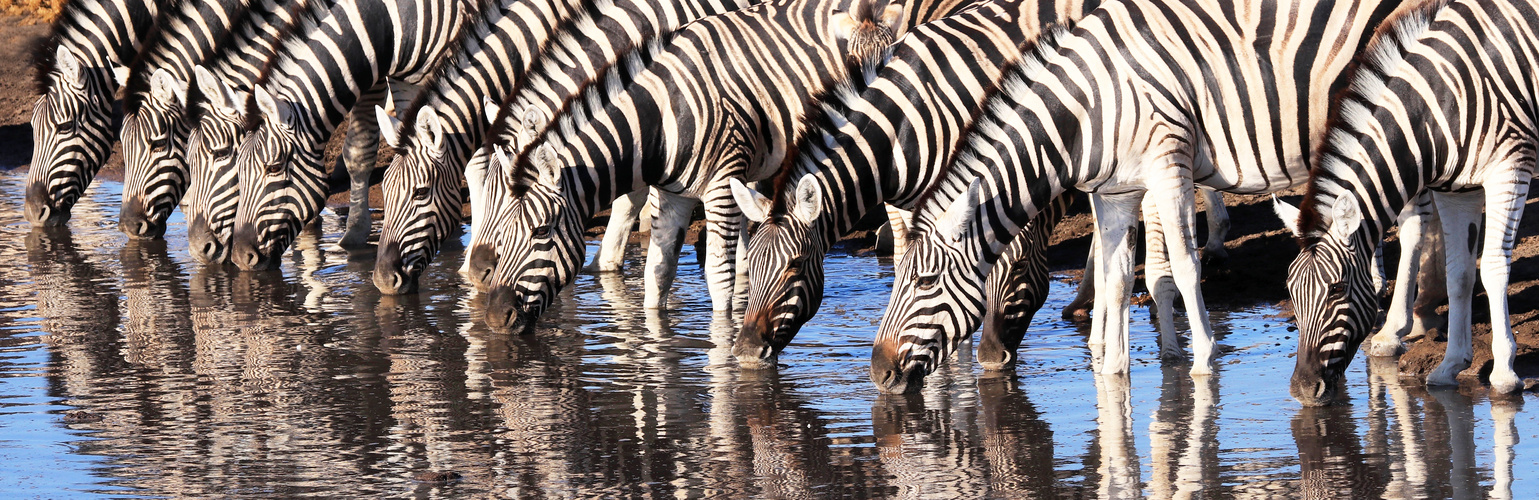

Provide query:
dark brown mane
left=911, top=23, right=1070, bottom=210
left=122, top=0, right=219, bottom=114
left=1297, top=0, right=1451, bottom=242
left=502, top=36, right=668, bottom=197
left=396, top=0, right=592, bottom=145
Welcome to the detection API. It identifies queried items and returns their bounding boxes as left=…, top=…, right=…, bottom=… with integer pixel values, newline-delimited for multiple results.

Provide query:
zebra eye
left=57, top=119, right=76, bottom=134
left=786, top=258, right=803, bottom=272
left=1327, top=282, right=1347, bottom=299
left=412, top=186, right=430, bottom=200
left=532, top=225, right=551, bottom=239
left=917, top=274, right=939, bottom=290
left=265, top=162, right=285, bottom=175
left=152, top=137, right=170, bottom=152
left=214, top=147, right=233, bottom=159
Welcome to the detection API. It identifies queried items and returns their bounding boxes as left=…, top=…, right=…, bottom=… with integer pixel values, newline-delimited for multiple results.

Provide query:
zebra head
left=729, top=175, right=828, bottom=369
left=1276, top=195, right=1377, bottom=406
left=119, top=68, right=190, bottom=239
left=25, top=47, right=122, bottom=227
left=465, top=102, right=550, bottom=290
left=183, top=66, right=247, bottom=264
left=871, top=179, right=987, bottom=394
left=481, top=144, right=586, bottom=334
left=231, top=85, right=320, bottom=271
left=374, top=105, right=461, bottom=294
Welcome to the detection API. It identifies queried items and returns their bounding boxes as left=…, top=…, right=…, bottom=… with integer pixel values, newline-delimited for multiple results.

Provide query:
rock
left=62, top=411, right=104, bottom=424
left=412, top=471, right=462, bottom=483
left=1524, top=378, right=1539, bottom=392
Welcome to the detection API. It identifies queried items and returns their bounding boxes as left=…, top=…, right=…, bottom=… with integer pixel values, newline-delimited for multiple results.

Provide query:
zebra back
left=23, top=0, right=163, bottom=227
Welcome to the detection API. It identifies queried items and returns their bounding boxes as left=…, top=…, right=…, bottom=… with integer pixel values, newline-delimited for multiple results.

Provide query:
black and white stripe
left=1280, top=0, right=1537, bottom=402
left=181, top=0, right=335, bottom=264
left=117, top=0, right=256, bottom=240
left=727, top=0, right=1100, bottom=370
left=371, top=0, right=757, bottom=294
left=226, top=0, right=500, bottom=270
left=870, top=0, right=1411, bottom=394
left=23, top=0, right=163, bottom=227
left=476, top=0, right=915, bottom=333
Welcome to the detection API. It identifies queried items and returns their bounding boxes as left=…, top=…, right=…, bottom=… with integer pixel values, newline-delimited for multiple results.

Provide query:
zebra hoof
left=1489, top=371, right=1523, bottom=394
left=1365, top=337, right=1405, bottom=357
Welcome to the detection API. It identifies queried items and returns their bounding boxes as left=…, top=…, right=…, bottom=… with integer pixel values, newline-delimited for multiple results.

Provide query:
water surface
left=0, top=172, right=1534, bottom=498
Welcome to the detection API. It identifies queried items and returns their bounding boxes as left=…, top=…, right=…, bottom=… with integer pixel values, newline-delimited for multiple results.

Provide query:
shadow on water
left=0, top=173, right=1536, bottom=498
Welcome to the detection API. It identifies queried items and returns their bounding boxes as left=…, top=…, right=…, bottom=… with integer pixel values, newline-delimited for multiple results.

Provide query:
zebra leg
left=587, top=188, right=648, bottom=272
left=1478, top=175, right=1529, bottom=393
left=1141, top=195, right=1184, bottom=361
left=1368, top=193, right=1433, bottom=357
left=885, top=204, right=913, bottom=260
left=337, top=84, right=393, bottom=249
left=1198, top=187, right=1229, bottom=263
left=1148, top=172, right=1216, bottom=375
left=1426, top=191, right=1483, bottom=387
left=460, top=154, right=491, bottom=274
left=702, top=190, right=744, bottom=313
left=1063, top=232, right=1097, bottom=321
left=643, top=191, right=697, bottom=310
left=1088, top=192, right=1143, bottom=375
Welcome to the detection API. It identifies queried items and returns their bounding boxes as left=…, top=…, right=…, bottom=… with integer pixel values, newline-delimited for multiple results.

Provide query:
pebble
left=62, top=411, right=104, bottom=424
left=1524, top=378, right=1539, bottom=392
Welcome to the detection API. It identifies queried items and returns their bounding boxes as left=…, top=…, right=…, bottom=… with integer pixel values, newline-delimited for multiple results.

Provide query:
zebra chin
left=117, top=198, right=169, bottom=239
left=23, top=181, right=70, bottom=227
left=869, top=343, right=929, bottom=394
left=733, top=313, right=797, bottom=369
left=483, top=285, right=538, bottom=335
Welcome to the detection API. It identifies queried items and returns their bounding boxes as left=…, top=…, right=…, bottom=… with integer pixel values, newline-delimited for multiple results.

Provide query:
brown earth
left=0, top=14, right=1534, bottom=390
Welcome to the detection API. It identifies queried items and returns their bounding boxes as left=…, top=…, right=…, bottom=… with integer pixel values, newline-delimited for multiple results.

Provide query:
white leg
left=1198, top=187, right=1229, bottom=262
left=1369, top=192, right=1433, bottom=357
left=1142, top=195, right=1183, bottom=360
left=1089, top=192, right=1143, bottom=375
left=1427, top=191, right=1482, bottom=387
left=460, top=156, right=490, bottom=274
left=644, top=192, right=697, bottom=310
left=1149, top=171, right=1215, bottom=375
left=1492, top=400, right=1518, bottom=500
left=1478, top=175, right=1529, bottom=393
left=588, top=188, right=647, bottom=272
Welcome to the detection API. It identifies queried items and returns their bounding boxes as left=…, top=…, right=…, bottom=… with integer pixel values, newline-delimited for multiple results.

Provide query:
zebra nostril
left=137, top=221, right=151, bottom=236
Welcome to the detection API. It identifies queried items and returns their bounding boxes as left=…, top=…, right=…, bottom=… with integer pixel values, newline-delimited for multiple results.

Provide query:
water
left=0, top=171, right=1534, bottom=498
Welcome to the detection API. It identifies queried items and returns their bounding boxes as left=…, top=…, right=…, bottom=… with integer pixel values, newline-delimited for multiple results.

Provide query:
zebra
left=473, top=0, right=915, bottom=333
left=226, top=0, right=513, bottom=270
left=22, top=0, right=162, bottom=227
left=1273, top=0, right=1538, bottom=401
left=459, top=0, right=919, bottom=293
left=726, top=0, right=1101, bottom=370
left=179, top=0, right=338, bottom=263
left=370, top=0, right=759, bottom=294
left=866, top=0, right=1416, bottom=394
left=115, top=0, right=256, bottom=240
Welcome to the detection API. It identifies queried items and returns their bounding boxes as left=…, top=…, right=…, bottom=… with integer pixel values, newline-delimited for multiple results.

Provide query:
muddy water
left=0, top=171, right=1535, bottom=498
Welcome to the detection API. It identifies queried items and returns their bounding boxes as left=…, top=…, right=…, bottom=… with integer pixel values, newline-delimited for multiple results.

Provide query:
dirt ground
left=0, top=15, right=1535, bottom=391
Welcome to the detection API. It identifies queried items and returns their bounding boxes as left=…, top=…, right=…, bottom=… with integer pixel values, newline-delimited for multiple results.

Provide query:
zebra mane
left=182, top=0, right=326, bottom=124
left=501, top=35, right=672, bottom=197
left=397, top=0, right=607, bottom=146
left=31, top=0, right=164, bottom=94
left=243, top=0, right=493, bottom=131
left=121, top=0, right=224, bottom=114
left=911, top=22, right=1071, bottom=212
left=763, top=52, right=885, bottom=217
left=1297, top=0, right=1451, bottom=242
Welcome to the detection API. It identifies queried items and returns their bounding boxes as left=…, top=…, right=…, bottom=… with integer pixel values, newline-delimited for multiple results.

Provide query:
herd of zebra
left=18, top=0, right=1537, bottom=405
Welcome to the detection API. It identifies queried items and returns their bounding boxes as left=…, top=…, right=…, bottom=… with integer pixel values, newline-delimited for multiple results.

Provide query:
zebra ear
left=54, top=47, right=82, bottom=88
left=483, top=96, right=500, bottom=125
left=150, top=68, right=187, bottom=105
left=492, top=145, right=512, bottom=172
left=193, top=66, right=225, bottom=109
left=375, top=105, right=402, bottom=148
left=880, top=3, right=906, bottom=39
left=1329, top=195, right=1362, bottom=243
left=1271, top=195, right=1301, bottom=238
left=937, top=178, right=982, bottom=242
left=415, top=106, right=445, bottom=151
left=520, top=107, right=547, bottom=135
left=730, top=177, right=771, bottom=223
left=793, top=174, right=823, bottom=223
left=534, top=143, right=562, bottom=187
left=253, top=86, right=291, bottom=126
left=830, top=11, right=859, bottom=42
